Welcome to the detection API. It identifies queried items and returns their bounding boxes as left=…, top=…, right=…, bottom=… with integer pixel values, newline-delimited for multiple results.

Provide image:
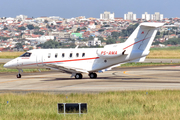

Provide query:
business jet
left=4, top=22, right=164, bottom=79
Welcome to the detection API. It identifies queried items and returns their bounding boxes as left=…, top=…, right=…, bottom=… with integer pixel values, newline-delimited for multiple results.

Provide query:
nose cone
left=3, top=60, right=16, bottom=69
left=3, top=62, right=9, bottom=68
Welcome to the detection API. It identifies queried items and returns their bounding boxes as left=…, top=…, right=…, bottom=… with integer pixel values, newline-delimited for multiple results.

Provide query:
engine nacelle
left=97, top=49, right=126, bottom=58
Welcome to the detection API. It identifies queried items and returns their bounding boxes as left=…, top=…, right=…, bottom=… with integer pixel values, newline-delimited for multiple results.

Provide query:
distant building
left=49, top=32, right=70, bottom=41
left=100, top=11, right=115, bottom=20
left=124, top=12, right=136, bottom=21
left=88, top=38, right=101, bottom=46
left=142, top=12, right=150, bottom=21
left=70, top=33, right=83, bottom=39
left=151, top=12, right=163, bottom=21
left=16, top=15, right=28, bottom=20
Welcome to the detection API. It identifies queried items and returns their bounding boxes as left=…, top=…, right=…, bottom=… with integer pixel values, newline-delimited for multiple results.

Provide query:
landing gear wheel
left=17, top=74, right=21, bottom=78
left=89, top=73, right=97, bottom=79
left=75, top=73, right=83, bottom=79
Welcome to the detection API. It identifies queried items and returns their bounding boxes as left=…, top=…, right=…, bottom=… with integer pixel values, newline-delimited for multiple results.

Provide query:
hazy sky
left=0, top=0, right=179, bottom=18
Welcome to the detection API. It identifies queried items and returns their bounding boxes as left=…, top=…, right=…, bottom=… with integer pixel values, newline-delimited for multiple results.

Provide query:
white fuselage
left=4, top=47, right=148, bottom=73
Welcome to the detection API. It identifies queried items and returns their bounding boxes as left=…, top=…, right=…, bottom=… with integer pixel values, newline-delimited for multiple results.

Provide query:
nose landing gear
left=16, top=69, right=23, bottom=78
left=17, top=74, right=21, bottom=78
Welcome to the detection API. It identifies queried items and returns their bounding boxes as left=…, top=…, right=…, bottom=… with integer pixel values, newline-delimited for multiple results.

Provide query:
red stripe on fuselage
left=21, top=57, right=100, bottom=67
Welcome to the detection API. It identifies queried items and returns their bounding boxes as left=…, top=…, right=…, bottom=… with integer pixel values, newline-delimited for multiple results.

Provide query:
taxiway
left=0, top=65, right=180, bottom=93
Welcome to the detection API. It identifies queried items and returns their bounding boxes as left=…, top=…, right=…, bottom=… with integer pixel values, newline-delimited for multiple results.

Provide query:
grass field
left=147, top=49, right=180, bottom=59
left=0, top=52, right=24, bottom=58
left=0, top=90, right=180, bottom=120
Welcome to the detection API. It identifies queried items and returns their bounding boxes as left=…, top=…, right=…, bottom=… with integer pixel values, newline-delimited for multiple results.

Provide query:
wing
left=44, top=63, right=88, bottom=74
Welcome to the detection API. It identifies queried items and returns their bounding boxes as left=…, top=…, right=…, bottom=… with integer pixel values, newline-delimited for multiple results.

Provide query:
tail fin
left=124, top=22, right=164, bottom=51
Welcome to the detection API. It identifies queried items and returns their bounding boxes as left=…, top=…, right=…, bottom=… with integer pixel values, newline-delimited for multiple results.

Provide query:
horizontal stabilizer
left=140, top=22, right=164, bottom=28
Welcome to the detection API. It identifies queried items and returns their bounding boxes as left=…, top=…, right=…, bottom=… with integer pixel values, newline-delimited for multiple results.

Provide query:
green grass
left=0, top=64, right=48, bottom=73
left=0, top=52, right=24, bottom=58
left=121, top=62, right=180, bottom=67
left=150, top=46, right=180, bottom=50
left=0, top=90, right=180, bottom=120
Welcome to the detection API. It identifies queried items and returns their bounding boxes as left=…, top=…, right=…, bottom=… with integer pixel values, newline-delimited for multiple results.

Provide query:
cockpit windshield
left=20, top=52, right=32, bottom=57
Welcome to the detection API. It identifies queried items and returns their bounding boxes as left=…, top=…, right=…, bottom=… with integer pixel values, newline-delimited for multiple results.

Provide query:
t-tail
left=123, top=22, right=164, bottom=62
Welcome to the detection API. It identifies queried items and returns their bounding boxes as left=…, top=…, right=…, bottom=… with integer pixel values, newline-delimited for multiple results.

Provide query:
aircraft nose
left=3, top=61, right=15, bottom=68
left=3, top=62, right=9, bottom=68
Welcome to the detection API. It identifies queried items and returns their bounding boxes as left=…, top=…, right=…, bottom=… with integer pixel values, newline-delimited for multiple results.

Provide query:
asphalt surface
left=0, top=65, right=180, bottom=93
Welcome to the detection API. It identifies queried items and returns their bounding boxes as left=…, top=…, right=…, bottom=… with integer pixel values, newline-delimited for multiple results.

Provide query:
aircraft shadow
left=41, top=77, right=151, bottom=81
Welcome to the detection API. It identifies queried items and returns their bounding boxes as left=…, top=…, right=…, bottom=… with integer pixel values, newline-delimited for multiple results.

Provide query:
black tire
left=17, top=74, right=21, bottom=78
left=75, top=73, right=82, bottom=79
left=89, top=73, right=97, bottom=79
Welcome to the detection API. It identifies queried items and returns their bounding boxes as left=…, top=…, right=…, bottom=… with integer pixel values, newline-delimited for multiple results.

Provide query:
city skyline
left=0, top=0, right=179, bottom=18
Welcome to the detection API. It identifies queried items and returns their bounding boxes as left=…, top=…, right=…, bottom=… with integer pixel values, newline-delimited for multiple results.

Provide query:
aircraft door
left=36, top=54, right=44, bottom=67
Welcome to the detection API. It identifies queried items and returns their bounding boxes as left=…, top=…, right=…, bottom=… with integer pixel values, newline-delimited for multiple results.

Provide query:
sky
left=0, top=0, right=179, bottom=18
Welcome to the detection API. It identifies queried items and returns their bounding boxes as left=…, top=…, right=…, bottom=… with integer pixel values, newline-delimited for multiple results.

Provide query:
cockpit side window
left=20, top=52, right=32, bottom=57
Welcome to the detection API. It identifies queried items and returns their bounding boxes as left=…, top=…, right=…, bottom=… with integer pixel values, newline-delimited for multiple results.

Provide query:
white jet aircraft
left=4, top=22, right=164, bottom=79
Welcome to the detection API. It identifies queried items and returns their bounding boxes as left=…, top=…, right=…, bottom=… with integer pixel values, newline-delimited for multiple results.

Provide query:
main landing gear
left=89, top=73, right=97, bottom=79
left=74, top=73, right=97, bottom=79
left=75, top=73, right=83, bottom=79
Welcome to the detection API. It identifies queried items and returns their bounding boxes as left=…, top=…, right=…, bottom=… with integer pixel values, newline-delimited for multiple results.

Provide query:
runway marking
left=123, top=71, right=140, bottom=76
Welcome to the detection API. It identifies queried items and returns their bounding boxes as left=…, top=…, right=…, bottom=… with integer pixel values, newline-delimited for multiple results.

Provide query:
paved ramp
left=0, top=65, right=180, bottom=93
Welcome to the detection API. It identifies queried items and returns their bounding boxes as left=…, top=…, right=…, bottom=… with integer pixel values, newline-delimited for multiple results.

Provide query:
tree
left=111, top=32, right=120, bottom=39
left=3, top=26, right=8, bottom=30
left=34, top=26, right=40, bottom=29
left=27, top=24, right=34, bottom=30
left=81, top=27, right=87, bottom=30
left=76, top=28, right=81, bottom=32
left=37, top=40, right=60, bottom=48
left=106, top=38, right=116, bottom=44
left=15, top=43, right=23, bottom=49
left=18, top=26, right=26, bottom=30
left=44, top=20, right=48, bottom=23
left=98, top=29, right=104, bottom=32
left=152, top=41, right=161, bottom=45
left=157, top=31, right=161, bottom=35
left=103, top=25, right=110, bottom=27
left=164, top=38, right=180, bottom=45
left=33, top=31, right=44, bottom=35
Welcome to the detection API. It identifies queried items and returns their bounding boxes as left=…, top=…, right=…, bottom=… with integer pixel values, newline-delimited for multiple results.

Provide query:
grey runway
left=0, top=65, right=180, bottom=93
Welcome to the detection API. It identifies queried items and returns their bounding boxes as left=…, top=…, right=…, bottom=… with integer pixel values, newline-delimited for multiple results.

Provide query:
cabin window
left=48, top=53, right=51, bottom=58
left=82, top=53, right=85, bottom=57
left=55, top=53, right=58, bottom=58
left=69, top=53, right=72, bottom=58
left=76, top=53, right=79, bottom=57
left=62, top=53, right=65, bottom=58
left=20, top=52, right=32, bottom=57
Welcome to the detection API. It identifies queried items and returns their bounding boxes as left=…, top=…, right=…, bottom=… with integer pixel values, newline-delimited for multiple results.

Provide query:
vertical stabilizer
left=124, top=22, right=164, bottom=52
